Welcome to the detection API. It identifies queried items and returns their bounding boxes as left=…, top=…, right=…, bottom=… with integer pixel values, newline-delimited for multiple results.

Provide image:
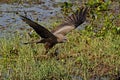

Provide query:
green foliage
left=0, top=25, right=120, bottom=79
left=61, top=2, right=73, bottom=16
left=84, top=0, right=120, bottom=38
left=86, top=0, right=111, bottom=11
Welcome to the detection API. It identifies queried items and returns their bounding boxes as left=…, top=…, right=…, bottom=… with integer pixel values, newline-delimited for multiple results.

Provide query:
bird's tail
left=65, top=7, right=88, bottom=27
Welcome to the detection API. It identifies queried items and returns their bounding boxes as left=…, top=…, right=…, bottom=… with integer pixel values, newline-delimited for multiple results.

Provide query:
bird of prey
left=19, top=7, right=88, bottom=53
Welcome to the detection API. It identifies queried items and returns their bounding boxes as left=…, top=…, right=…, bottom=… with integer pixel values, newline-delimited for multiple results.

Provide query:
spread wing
left=52, top=7, right=88, bottom=35
left=19, top=15, right=56, bottom=38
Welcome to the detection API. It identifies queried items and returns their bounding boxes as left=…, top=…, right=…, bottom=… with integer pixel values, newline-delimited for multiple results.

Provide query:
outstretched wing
left=19, top=15, right=56, bottom=38
left=52, top=7, right=88, bottom=35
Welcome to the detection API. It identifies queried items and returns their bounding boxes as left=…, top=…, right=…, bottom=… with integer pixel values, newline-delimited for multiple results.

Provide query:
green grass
left=0, top=28, right=120, bottom=80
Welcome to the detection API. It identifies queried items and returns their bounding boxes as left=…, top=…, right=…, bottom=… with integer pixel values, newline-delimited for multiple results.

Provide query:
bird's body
left=19, top=7, right=88, bottom=53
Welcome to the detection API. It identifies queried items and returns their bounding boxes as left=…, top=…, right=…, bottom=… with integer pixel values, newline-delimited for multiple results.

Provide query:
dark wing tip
left=17, top=14, right=56, bottom=39
left=64, top=7, right=88, bottom=27
left=19, top=15, right=32, bottom=22
left=80, top=7, right=88, bottom=23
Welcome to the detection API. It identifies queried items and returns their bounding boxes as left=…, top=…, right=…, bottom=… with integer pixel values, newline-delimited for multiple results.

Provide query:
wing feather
left=52, top=7, right=88, bottom=35
left=19, top=15, right=56, bottom=38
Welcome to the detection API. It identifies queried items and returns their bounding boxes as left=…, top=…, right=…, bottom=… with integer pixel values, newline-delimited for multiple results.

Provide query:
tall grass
left=0, top=27, right=120, bottom=79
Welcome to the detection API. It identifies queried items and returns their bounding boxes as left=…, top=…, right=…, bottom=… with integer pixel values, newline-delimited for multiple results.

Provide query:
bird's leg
left=54, top=48, right=59, bottom=56
left=45, top=49, right=49, bottom=55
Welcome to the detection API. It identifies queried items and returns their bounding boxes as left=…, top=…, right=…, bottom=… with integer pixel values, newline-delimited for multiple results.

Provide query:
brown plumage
left=19, top=7, right=88, bottom=53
